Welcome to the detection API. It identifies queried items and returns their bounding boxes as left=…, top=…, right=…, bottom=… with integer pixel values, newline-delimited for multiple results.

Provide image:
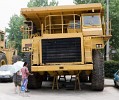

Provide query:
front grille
left=42, top=38, right=81, bottom=63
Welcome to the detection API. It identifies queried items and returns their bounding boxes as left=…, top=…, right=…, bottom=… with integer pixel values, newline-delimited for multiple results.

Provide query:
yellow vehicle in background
left=0, top=30, right=20, bottom=66
left=21, top=3, right=111, bottom=91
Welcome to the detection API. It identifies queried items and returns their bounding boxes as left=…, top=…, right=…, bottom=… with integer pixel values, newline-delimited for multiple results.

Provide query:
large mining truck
left=0, top=30, right=20, bottom=65
left=21, top=3, right=111, bottom=91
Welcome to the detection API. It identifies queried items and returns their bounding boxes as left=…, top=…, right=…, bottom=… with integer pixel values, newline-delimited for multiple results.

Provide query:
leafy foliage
left=27, top=0, right=58, bottom=7
left=104, top=60, right=119, bottom=78
left=109, top=0, right=119, bottom=49
left=73, top=0, right=105, bottom=4
left=6, top=0, right=58, bottom=56
left=5, top=15, right=24, bottom=55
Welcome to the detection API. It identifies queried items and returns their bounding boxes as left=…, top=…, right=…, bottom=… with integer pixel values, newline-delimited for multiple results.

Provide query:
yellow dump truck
left=0, top=30, right=20, bottom=65
left=21, top=3, right=111, bottom=91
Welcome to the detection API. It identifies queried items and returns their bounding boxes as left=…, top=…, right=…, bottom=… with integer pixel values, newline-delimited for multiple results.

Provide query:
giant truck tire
left=23, top=53, right=42, bottom=89
left=12, top=55, right=21, bottom=64
left=114, top=81, right=119, bottom=88
left=28, top=73, right=43, bottom=89
left=0, top=53, right=7, bottom=66
left=91, top=50, right=104, bottom=91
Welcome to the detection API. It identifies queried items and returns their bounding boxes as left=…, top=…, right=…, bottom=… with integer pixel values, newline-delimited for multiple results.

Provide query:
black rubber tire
left=91, top=50, right=104, bottom=91
left=12, top=55, right=21, bottom=64
left=23, top=53, right=42, bottom=89
left=0, top=53, right=7, bottom=66
left=28, top=73, right=43, bottom=89
left=114, top=81, right=119, bottom=88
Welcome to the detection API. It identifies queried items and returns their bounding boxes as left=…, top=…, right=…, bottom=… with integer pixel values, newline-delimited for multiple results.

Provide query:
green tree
left=5, top=15, right=24, bottom=55
left=108, top=0, right=119, bottom=60
left=6, top=0, right=58, bottom=56
left=73, top=0, right=105, bottom=4
left=27, top=0, right=58, bottom=7
left=109, top=0, right=119, bottom=49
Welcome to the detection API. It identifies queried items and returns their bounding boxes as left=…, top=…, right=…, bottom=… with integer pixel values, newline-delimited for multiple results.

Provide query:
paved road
left=0, top=79, right=119, bottom=100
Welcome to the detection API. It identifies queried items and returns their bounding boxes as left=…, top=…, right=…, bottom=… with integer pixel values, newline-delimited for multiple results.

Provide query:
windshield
left=83, top=15, right=101, bottom=26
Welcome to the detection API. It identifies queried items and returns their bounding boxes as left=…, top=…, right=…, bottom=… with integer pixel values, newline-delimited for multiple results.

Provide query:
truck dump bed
left=21, top=3, right=103, bottom=28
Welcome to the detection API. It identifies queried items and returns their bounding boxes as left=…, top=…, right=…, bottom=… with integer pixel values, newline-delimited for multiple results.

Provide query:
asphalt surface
left=0, top=79, right=119, bottom=100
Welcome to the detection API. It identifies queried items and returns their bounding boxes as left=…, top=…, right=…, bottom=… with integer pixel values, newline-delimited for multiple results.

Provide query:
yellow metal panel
left=42, top=33, right=82, bottom=39
left=47, top=71, right=81, bottom=76
left=31, top=64, right=93, bottom=72
left=32, top=38, right=39, bottom=65
left=84, top=35, right=112, bottom=63
left=67, top=29, right=81, bottom=33
left=83, top=28, right=103, bottom=36
left=32, top=37, right=42, bottom=65
left=22, top=39, right=32, bottom=52
left=2, top=49, right=15, bottom=64
left=92, top=37, right=104, bottom=49
left=91, top=35, right=112, bottom=49
left=84, top=37, right=92, bottom=63
left=21, top=3, right=102, bottom=16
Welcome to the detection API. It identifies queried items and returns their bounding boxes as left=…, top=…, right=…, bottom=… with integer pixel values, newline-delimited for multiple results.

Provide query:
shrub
left=104, top=60, right=119, bottom=78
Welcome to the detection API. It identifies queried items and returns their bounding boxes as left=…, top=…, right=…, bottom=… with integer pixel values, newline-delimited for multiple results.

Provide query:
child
left=13, top=71, right=22, bottom=94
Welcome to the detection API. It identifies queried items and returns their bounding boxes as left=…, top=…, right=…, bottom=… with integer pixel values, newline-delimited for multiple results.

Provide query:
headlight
left=96, top=44, right=102, bottom=48
left=26, top=47, right=29, bottom=51
left=23, top=47, right=26, bottom=51
left=23, top=47, right=29, bottom=51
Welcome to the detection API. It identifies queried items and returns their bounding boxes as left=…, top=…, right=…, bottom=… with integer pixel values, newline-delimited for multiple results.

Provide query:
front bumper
left=0, top=76, right=13, bottom=81
left=31, top=64, right=93, bottom=72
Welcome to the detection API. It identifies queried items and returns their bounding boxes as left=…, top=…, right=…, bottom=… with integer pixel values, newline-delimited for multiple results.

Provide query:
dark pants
left=14, top=81, right=21, bottom=87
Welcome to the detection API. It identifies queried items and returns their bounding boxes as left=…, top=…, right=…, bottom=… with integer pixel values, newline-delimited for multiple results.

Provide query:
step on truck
left=21, top=3, right=111, bottom=91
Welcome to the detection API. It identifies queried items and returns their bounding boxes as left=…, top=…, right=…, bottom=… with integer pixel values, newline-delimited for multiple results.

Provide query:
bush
left=104, top=60, right=119, bottom=78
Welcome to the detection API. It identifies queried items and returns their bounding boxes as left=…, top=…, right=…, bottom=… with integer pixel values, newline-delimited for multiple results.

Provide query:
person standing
left=21, top=62, right=32, bottom=92
left=13, top=71, right=22, bottom=94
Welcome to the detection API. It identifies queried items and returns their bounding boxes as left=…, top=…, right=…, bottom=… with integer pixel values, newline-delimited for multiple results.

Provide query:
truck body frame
left=21, top=3, right=111, bottom=90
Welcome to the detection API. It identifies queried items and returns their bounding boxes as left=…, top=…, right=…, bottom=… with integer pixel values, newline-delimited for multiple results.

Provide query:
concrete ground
left=0, top=79, right=119, bottom=100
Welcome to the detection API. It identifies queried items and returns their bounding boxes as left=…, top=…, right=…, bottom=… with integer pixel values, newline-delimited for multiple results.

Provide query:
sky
left=0, top=0, right=74, bottom=31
